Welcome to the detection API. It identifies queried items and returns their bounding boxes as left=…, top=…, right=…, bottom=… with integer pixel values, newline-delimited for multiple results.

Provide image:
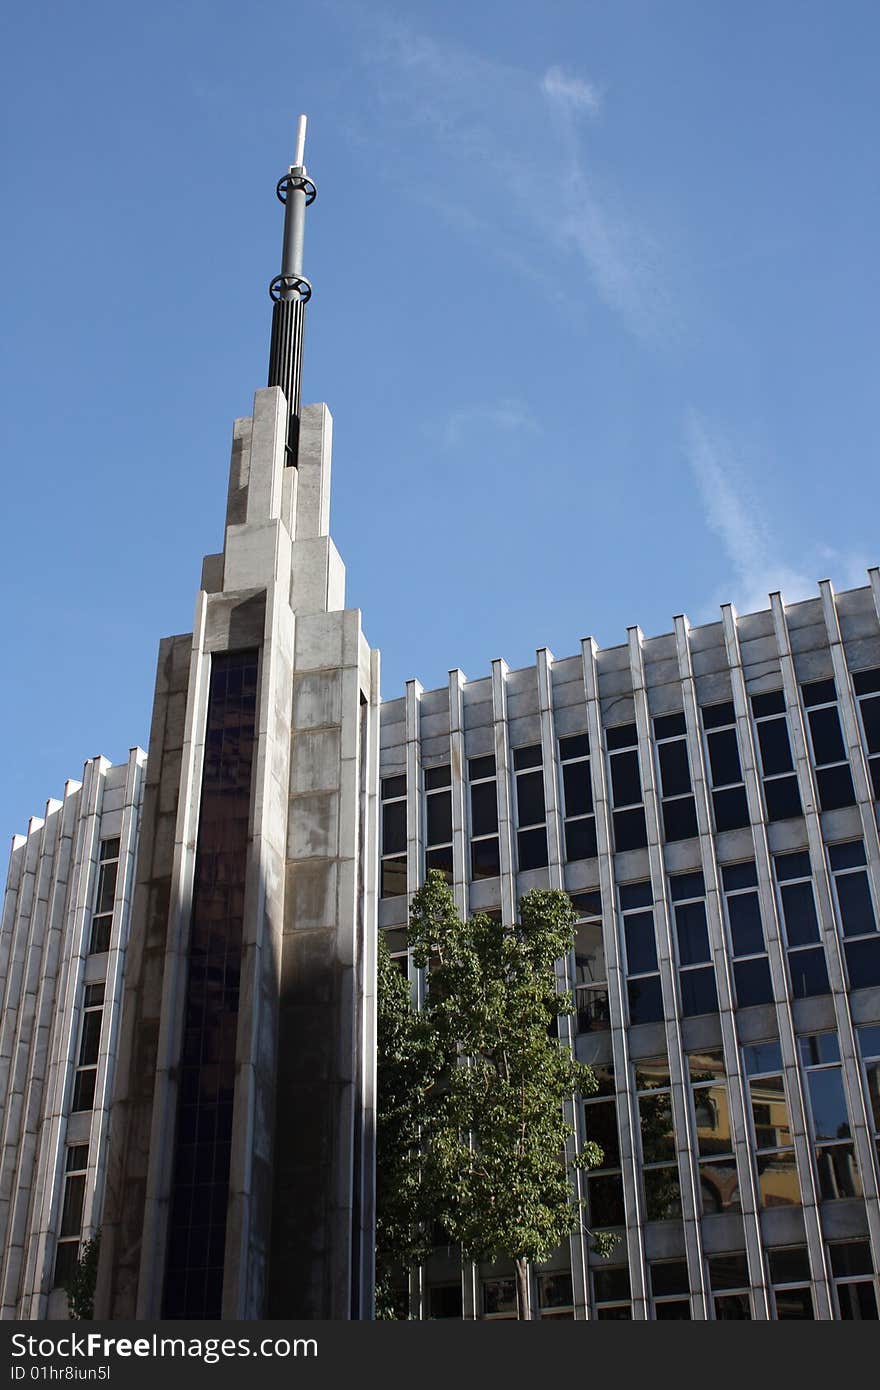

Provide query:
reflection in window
left=774, top=852, right=830, bottom=998
left=751, top=691, right=802, bottom=822
left=571, top=892, right=608, bottom=1033
left=709, top=1253, right=751, bottom=1319
left=584, top=1066, right=623, bottom=1230
left=853, top=668, right=880, bottom=799
left=649, top=1260, right=690, bottom=1318
left=513, top=745, right=548, bottom=871
left=744, top=1040, right=800, bottom=1209
left=424, top=764, right=453, bottom=883
left=857, top=1024, right=880, bottom=1171
left=670, top=872, right=717, bottom=1016
left=380, top=774, right=407, bottom=898
left=620, top=883, right=663, bottom=1025
left=592, top=1265, right=631, bottom=1319
left=537, top=1270, right=574, bottom=1318
left=559, top=733, right=597, bottom=862
left=722, top=861, right=773, bottom=1007
left=689, top=1051, right=740, bottom=1214
left=606, top=724, right=648, bottom=852
left=829, top=841, right=880, bottom=990
left=830, top=1242, right=879, bottom=1320
left=769, top=1247, right=814, bottom=1319
left=636, top=1059, right=681, bottom=1221
left=481, top=1277, right=517, bottom=1319
left=701, top=701, right=750, bottom=831
left=799, top=1032, right=862, bottom=1201
left=801, top=679, right=856, bottom=811
left=653, top=712, right=698, bottom=843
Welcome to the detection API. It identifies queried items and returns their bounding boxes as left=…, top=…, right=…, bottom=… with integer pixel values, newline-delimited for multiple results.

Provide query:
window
left=606, top=724, right=648, bottom=852
left=774, top=852, right=830, bottom=998
left=380, top=775, right=407, bottom=898
left=853, top=668, right=880, bottom=799
left=722, top=861, right=773, bottom=1006
left=71, top=983, right=104, bottom=1113
left=751, top=691, right=802, bottom=822
left=53, top=1146, right=89, bottom=1288
left=584, top=1065, right=623, bottom=1229
left=799, top=1032, right=862, bottom=1201
left=424, top=764, right=452, bottom=882
left=744, top=1040, right=799, bottom=1207
left=382, top=926, right=408, bottom=979
left=537, top=1270, right=574, bottom=1318
left=670, top=872, right=718, bottom=1016
left=89, top=837, right=120, bottom=954
left=620, top=882, right=663, bottom=1024
left=769, top=1247, right=813, bottom=1319
left=653, top=712, right=698, bottom=842
left=829, top=841, right=880, bottom=989
left=801, top=679, right=856, bottom=810
left=571, top=891, right=608, bottom=1032
left=701, top=701, right=750, bottom=832
left=558, top=734, right=597, bottom=861
left=592, top=1265, right=631, bottom=1319
left=636, top=1058, right=681, bottom=1221
left=689, top=1051, right=739, bottom=1214
left=513, top=745, right=548, bottom=871
left=468, top=754, right=500, bottom=880
left=481, top=1277, right=517, bottom=1320
left=857, top=1023, right=880, bottom=1169
left=829, top=1242, right=879, bottom=1320
left=429, top=1284, right=463, bottom=1319
left=649, top=1260, right=690, bottom=1319
left=709, top=1253, right=751, bottom=1319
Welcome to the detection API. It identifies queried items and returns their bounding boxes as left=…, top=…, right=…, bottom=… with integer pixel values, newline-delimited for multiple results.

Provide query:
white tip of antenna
left=294, top=114, right=308, bottom=167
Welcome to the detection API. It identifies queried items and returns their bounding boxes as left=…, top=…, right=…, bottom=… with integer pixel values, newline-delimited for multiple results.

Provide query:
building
left=2, top=122, right=880, bottom=1321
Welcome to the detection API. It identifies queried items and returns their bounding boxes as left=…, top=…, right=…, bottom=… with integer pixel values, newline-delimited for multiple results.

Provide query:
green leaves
left=376, top=871, right=616, bottom=1315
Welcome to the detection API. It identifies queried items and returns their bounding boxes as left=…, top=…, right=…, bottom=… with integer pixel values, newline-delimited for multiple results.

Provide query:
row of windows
left=380, top=669, right=880, bottom=893
left=419, top=1239, right=878, bottom=1319
left=580, top=1029, right=880, bottom=1233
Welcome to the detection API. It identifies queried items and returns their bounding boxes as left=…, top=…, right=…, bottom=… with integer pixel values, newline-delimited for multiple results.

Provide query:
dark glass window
left=471, top=837, right=500, bottom=880
left=707, top=728, right=742, bottom=788
left=727, top=892, right=764, bottom=956
left=470, top=781, right=497, bottom=837
left=674, top=900, right=710, bottom=965
left=559, top=733, right=589, bottom=761
left=565, top=817, right=598, bottom=861
left=426, top=791, right=452, bottom=846
left=662, top=797, right=699, bottom=842
left=808, top=705, right=846, bottom=765
left=658, top=740, right=691, bottom=798
left=627, top=975, right=664, bottom=1024
left=164, top=649, right=258, bottom=1319
left=424, top=764, right=451, bottom=791
left=513, top=744, right=542, bottom=771
left=588, top=1172, right=625, bottom=1227
left=624, top=911, right=658, bottom=974
left=468, top=755, right=495, bottom=780
left=613, top=807, right=648, bottom=852
left=516, top=770, right=545, bottom=827
left=756, top=719, right=794, bottom=777
left=430, top=1285, right=463, bottom=1318
left=517, top=826, right=548, bottom=872
left=382, top=800, right=406, bottom=855
left=610, top=750, right=641, bottom=807
left=702, top=700, right=737, bottom=729
left=764, top=775, right=802, bottom=821
left=734, top=957, right=774, bottom=1006
left=562, top=761, right=592, bottom=817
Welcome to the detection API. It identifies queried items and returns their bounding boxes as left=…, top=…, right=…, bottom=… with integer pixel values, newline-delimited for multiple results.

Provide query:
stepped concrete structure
left=2, top=120, right=880, bottom=1320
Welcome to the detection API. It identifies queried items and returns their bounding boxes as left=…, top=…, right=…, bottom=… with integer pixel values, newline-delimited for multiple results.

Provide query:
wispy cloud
left=541, top=65, right=602, bottom=115
left=441, top=399, right=540, bottom=448
left=682, top=412, right=873, bottom=617
left=338, top=7, right=670, bottom=343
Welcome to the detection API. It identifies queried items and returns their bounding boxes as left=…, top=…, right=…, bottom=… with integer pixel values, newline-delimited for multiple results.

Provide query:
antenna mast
left=267, top=115, right=316, bottom=466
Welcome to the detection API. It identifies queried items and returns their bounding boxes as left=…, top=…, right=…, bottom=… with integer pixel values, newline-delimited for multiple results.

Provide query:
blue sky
left=2, top=0, right=879, bottom=842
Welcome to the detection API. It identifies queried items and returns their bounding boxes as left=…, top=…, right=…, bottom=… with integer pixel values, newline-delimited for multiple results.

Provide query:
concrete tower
left=94, top=120, right=379, bottom=1320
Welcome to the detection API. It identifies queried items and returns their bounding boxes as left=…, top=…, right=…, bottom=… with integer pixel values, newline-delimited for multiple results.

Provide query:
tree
left=374, top=932, right=441, bottom=1316
left=376, top=870, right=615, bottom=1320
left=64, top=1233, right=100, bottom=1320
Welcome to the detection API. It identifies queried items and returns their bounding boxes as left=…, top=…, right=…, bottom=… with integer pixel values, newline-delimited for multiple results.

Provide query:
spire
left=268, top=115, right=317, bottom=466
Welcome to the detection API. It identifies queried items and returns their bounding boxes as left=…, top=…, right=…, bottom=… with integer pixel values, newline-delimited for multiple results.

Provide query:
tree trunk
left=515, top=1258, right=532, bottom=1320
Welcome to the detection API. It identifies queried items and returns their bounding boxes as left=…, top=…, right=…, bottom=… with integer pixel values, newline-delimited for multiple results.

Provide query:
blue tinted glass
left=789, top=947, right=830, bottom=999
left=675, top=901, right=710, bottom=965
left=744, top=1041, right=783, bottom=1075
left=836, top=873, right=876, bottom=937
left=734, top=957, right=774, bottom=1007
left=628, top=975, right=664, bottom=1025
left=807, top=1069, right=851, bottom=1141
left=798, top=1033, right=840, bottom=1066
left=625, top=912, right=658, bottom=974
left=780, top=882, right=820, bottom=945
left=722, top=861, right=758, bottom=891
left=620, top=881, right=652, bottom=911
left=728, top=892, right=764, bottom=956
left=828, top=841, right=867, bottom=871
